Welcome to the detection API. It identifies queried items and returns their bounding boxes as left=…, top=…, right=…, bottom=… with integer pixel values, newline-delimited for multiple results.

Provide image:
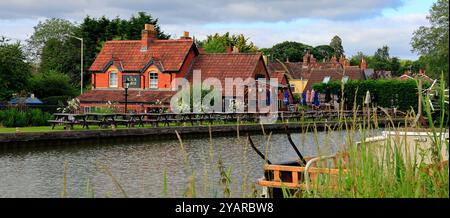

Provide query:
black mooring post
left=247, top=134, right=272, bottom=165
left=284, top=125, right=307, bottom=166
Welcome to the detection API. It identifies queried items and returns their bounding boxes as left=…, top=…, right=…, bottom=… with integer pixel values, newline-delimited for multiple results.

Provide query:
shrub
left=0, top=108, right=52, bottom=127
left=313, top=79, right=430, bottom=112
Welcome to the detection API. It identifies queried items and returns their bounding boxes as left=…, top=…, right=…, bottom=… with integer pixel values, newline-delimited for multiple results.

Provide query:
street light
left=124, top=79, right=131, bottom=113
left=66, top=34, right=84, bottom=94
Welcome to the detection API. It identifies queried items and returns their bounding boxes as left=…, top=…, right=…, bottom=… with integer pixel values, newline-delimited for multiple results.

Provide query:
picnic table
left=84, top=113, right=117, bottom=128
left=48, top=113, right=88, bottom=130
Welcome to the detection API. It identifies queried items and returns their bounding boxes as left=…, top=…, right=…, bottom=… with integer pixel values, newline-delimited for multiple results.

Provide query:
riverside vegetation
left=58, top=76, right=448, bottom=198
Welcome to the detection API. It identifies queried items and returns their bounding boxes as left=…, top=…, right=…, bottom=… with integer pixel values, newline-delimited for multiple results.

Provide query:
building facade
left=78, top=24, right=272, bottom=113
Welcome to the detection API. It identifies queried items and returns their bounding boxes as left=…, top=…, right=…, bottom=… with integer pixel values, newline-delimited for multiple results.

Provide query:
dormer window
left=109, top=71, right=118, bottom=88
left=149, top=71, right=158, bottom=89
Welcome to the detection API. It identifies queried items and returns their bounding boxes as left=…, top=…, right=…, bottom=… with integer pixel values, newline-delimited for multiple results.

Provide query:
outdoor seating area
left=48, top=109, right=398, bottom=130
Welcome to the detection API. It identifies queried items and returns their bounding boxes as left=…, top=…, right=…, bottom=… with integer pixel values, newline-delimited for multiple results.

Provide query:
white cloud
left=163, top=13, right=428, bottom=59
left=0, top=0, right=403, bottom=22
left=0, top=0, right=428, bottom=60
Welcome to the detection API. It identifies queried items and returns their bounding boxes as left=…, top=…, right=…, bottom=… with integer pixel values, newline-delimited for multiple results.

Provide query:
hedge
left=312, top=79, right=429, bottom=112
left=0, top=108, right=52, bottom=127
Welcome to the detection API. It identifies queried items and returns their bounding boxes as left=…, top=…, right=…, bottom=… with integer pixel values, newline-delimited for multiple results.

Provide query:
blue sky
left=0, top=0, right=436, bottom=60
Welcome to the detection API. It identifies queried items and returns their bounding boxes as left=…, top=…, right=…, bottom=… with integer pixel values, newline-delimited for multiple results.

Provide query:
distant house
left=400, top=70, right=434, bottom=83
left=266, top=52, right=365, bottom=96
left=9, top=94, right=43, bottom=105
left=78, top=24, right=271, bottom=113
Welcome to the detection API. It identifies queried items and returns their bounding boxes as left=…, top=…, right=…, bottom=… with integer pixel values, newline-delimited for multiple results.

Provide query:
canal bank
left=0, top=118, right=405, bottom=149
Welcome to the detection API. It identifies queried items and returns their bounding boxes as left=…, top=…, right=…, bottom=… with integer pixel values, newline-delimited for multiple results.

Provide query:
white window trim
left=109, top=71, right=118, bottom=88
left=149, top=71, right=158, bottom=89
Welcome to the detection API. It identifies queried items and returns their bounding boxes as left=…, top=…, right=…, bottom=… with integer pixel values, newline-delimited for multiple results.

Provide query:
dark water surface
left=0, top=129, right=374, bottom=197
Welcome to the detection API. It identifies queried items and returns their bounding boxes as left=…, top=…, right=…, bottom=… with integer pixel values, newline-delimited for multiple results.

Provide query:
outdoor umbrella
left=283, top=90, right=290, bottom=106
left=364, top=90, right=371, bottom=105
left=266, top=89, right=271, bottom=105
left=313, top=92, right=320, bottom=107
left=310, top=89, right=315, bottom=103
left=302, top=92, right=307, bottom=106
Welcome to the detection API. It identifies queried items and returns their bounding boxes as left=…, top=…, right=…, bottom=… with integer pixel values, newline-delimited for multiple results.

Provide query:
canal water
left=0, top=129, right=373, bottom=198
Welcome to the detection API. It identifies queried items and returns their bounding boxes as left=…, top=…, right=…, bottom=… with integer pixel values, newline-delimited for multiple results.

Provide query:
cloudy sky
left=0, top=0, right=435, bottom=60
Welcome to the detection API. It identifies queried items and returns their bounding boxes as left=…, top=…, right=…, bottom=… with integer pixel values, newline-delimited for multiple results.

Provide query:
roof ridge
left=199, top=53, right=261, bottom=55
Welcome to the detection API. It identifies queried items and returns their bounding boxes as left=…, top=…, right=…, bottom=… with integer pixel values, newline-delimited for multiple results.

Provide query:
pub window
left=109, top=71, right=118, bottom=88
left=149, top=71, right=158, bottom=89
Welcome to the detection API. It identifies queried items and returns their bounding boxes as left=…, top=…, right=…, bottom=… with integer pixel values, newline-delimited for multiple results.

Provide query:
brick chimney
left=141, top=24, right=157, bottom=50
left=331, top=55, right=337, bottom=66
left=180, top=31, right=191, bottom=39
left=302, top=51, right=310, bottom=68
left=310, top=54, right=316, bottom=65
left=226, top=46, right=232, bottom=54
left=339, top=55, right=346, bottom=66
left=232, top=46, right=239, bottom=53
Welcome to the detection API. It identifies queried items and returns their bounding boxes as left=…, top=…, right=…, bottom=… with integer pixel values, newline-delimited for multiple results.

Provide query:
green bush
left=313, top=79, right=430, bottom=112
left=0, top=108, right=52, bottom=127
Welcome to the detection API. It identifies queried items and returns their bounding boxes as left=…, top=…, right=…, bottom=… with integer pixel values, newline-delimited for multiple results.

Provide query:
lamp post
left=67, top=35, right=84, bottom=94
left=124, top=79, right=130, bottom=113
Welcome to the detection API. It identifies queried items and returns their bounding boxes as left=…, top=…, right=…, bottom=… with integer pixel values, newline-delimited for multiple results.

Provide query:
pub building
left=78, top=24, right=289, bottom=113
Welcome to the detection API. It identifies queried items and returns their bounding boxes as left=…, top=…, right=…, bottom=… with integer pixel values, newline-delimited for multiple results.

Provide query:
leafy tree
left=201, top=32, right=258, bottom=53
left=28, top=70, right=77, bottom=104
left=264, top=41, right=313, bottom=62
left=411, top=0, right=449, bottom=82
left=370, top=46, right=391, bottom=71
left=80, top=12, right=170, bottom=85
left=40, top=38, right=81, bottom=87
left=312, top=45, right=335, bottom=61
left=25, top=18, right=78, bottom=63
left=203, top=38, right=226, bottom=53
left=329, top=35, right=345, bottom=57
left=0, top=39, right=32, bottom=101
left=349, top=51, right=369, bottom=66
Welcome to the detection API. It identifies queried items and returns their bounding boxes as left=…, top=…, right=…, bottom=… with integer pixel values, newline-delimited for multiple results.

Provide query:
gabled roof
left=9, top=96, right=43, bottom=105
left=269, top=71, right=288, bottom=87
left=187, top=53, right=265, bottom=94
left=89, top=39, right=196, bottom=73
left=266, top=60, right=309, bottom=80
left=304, top=67, right=364, bottom=91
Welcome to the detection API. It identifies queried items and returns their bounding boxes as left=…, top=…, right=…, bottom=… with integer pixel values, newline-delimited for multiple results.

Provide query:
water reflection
left=0, top=129, right=370, bottom=198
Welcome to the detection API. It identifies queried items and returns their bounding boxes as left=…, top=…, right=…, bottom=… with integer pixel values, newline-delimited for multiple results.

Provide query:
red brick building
left=78, top=24, right=271, bottom=113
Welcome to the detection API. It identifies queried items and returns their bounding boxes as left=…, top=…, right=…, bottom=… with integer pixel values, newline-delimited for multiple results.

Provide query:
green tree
left=411, top=0, right=449, bottom=82
left=312, top=45, right=335, bottom=61
left=203, top=38, right=227, bottom=53
left=349, top=51, right=368, bottom=66
left=80, top=12, right=170, bottom=85
left=25, top=18, right=78, bottom=63
left=28, top=70, right=77, bottom=104
left=329, top=35, right=345, bottom=57
left=39, top=38, right=81, bottom=87
left=201, top=32, right=258, bottom=53
left=264, top=41, right=313, bottom=62
left=0, top=39, right=32, bottom=101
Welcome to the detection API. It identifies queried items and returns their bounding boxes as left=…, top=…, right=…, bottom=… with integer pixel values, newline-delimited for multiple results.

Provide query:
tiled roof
left=187, top=53, right=264, bottom=94
left=77, top=90, right=175, bottom=104
left=89, top=39, right=194, bottom=72
left=304, top=67, right=363, bottom=91
left=266, top=60, right=308, bottom=80
left=269, top=71, right=288, bottom=85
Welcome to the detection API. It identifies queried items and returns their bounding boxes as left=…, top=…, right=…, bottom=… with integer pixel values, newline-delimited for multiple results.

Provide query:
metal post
left=124, top=86, right=128, bottom=113
left=81, top=38, right=84, bottom=94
